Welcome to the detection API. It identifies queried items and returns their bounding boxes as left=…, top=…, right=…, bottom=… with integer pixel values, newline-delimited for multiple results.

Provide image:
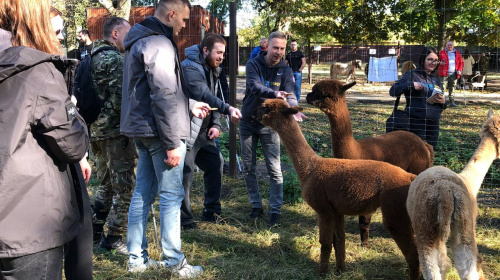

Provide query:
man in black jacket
left=180, top=34, right=241, bottom=229
left=240, top=31, right=305, bottom=227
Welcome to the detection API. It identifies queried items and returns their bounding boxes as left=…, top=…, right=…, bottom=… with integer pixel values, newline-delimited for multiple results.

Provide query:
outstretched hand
left=229, top=106, right=242, bottom=124
left=293, top=112, right=308, bottom=122
left=192, top=102, right=211, bottom=119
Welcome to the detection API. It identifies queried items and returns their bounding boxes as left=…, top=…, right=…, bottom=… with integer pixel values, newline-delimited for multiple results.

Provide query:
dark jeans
left=0, top=246, right=64, bottom=280
left=64, top=183, right=93, bottom=280
left=409, top=117, right=440, bottom=149
left=181, top=130, right=223, bottom=225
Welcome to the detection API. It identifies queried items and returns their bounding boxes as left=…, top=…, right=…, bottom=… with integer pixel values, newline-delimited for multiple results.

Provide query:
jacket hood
left=124, top=16, right=174, bottom=51
left=185, top=44, right=203, bottom=65
left=0, top=46, right=77, bottom=89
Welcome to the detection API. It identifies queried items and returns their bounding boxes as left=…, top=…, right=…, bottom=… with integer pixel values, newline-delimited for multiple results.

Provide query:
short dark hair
left=201, top=33, right=226, bottom=52
left=79, top=29, right=90, bottom=36
left=157, top=0, right=192, bottom=12
left=268, top=31, right=286, bottom=42
left=102, top=17, right=129, bottom=39
left=290, top=40, right=297, bottom=43
left=418, top=46, right=438, bottom=69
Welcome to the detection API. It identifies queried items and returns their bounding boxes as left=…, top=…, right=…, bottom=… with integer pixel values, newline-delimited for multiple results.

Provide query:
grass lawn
left=87, top=98, right=500, bottom=279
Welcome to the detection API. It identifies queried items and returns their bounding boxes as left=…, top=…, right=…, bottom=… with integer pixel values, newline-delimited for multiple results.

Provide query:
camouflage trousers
left=91, top=135, right=137, bottom=237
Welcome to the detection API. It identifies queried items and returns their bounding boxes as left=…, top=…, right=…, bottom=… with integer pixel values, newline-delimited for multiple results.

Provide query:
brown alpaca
left=407, top=110, right=499, bottom=280
left=401, top=61, right=416, bottom=76
left=306, top=79, right=434, bottom=247
left=256, top=99, right=420, bottom=279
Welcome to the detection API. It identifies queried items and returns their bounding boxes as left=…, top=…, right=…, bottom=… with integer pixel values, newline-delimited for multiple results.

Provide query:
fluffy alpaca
left=256, top=99, right=420, bottom=279
left=330, top=60, right=362, bottom=82
left=407, top=110, right=499, bottom=280
left=401, top=61, right=416, bottom=76
left=307, top=79, right=434, bottom=247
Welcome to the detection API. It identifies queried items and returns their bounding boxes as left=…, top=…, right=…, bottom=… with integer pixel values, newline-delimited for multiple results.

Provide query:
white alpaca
left=407, top=109, right=500, bottom=280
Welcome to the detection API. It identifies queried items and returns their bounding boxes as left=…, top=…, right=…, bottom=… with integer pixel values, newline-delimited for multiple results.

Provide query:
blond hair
left=0, top=0, right=62, bottom=55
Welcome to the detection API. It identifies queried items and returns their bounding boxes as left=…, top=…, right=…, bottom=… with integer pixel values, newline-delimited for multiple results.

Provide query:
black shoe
left=99, top=236, right=128, bottom=255
left=449, top=101, right=458, bottom=107
left=182, top=222, right=198, bottom=230
left=201, top=211, right=218, bottom=223
left=248, top=208, right=264, bottom=219
left=268, top=213, right=281, bottom=227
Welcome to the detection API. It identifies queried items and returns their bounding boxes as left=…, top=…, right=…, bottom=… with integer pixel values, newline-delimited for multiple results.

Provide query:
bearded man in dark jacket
left=240, top=31, right=306, bottom=227
left=180, top=34, right=241, bottom=229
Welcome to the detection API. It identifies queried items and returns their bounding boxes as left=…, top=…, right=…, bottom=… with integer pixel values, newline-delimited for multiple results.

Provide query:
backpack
left=72, top=46, right=115, bottom=124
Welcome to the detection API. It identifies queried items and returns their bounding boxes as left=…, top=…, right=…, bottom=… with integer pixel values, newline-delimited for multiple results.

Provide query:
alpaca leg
left=332, top=214, right=346, bottom=272
left=380, top=200, right=420, bottom=280
left=450, top=225, right=482, bottom=280
left=317, top=214, right=335, bottom=275
left=358, top=214, right=372, bottom=247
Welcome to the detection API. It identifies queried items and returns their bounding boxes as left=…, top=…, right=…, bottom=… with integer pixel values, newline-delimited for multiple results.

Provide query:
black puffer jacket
left=0, top=35, right=89, bottom=257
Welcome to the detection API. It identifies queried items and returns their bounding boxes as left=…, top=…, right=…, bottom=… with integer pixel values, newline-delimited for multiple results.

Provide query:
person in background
left=478, top=52, right=490, bottom=89
left=0, top=1, right=89, bottom=279
left=461, top=49, right=475, bottom=82
left=390, top=47, right=447, bottom=149
left=77, top=29, right=93, bottom=60
left=89, top=17, right=135, bottom=256
left=249, top=37, right=267, bottom=59
left=438, top=40, right=464, bottom=107
left=180, top=33, right=242, bottom=230
left=285, top=39, right=306, bottom=102
left=121, top=0, right=210, bottom=277
left=240, top=31, right=306, bottom=228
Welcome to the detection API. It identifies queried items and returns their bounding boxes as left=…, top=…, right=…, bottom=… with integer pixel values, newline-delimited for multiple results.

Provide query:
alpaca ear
left=487, top=109, right=495, bottom=119
left=340, top=81, right=356, bottom=95
left=280, top=107, right=300, bottom=115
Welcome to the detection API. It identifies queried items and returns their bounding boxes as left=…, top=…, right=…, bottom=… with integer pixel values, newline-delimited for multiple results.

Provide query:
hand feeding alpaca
left=256, top=98, right=420, bottom=279
left=407, top=109, right=500, bottom=280
left=306, top=79, right=434, bottom=247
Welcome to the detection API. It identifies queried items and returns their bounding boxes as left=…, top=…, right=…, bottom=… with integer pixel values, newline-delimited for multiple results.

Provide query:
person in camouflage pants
left=89, top=17, right=134, bottom=255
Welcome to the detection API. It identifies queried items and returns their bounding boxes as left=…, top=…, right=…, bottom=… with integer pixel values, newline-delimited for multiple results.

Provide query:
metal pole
left=150, top=205, right=160, bottom=249
left=228, top=2, right=238, bottom=178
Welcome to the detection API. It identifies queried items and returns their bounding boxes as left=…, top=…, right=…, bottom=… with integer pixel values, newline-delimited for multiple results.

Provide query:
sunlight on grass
left=89, top=101, right=500, bottom=280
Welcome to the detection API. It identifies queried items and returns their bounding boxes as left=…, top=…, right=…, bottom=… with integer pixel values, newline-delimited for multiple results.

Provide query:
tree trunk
left=98, top=0, right=131, bottom=20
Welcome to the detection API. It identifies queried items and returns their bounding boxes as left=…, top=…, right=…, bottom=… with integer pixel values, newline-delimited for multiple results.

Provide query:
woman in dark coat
left=0, top=0, right=89, bottom=278
left=390, top=47, right=447, bottom=148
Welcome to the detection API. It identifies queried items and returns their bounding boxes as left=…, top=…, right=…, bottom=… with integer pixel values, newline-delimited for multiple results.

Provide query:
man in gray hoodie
left=180, top=34, right=241, bottom=229
left=120, top=0, right=209, bottom=277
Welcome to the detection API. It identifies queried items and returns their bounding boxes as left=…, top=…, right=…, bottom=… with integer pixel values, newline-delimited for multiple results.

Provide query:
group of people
left=1, top=0, right=493, bottom=278
left=390, top=40, right=492, bottom=149
left=0, top=0, right=306, bottom=278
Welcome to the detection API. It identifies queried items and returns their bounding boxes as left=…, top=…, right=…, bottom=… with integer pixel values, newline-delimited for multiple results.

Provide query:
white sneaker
left=128, top=257, right=159, bottom=273
left=163, top=258, right=204, bottom=278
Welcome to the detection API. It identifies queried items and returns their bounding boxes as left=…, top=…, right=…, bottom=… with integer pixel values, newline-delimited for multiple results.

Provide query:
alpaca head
left=306, top=79, right=356, bottom=113
left=255, top=99, right=302, bottom=129
left=481, top=109, right=500, bottom=159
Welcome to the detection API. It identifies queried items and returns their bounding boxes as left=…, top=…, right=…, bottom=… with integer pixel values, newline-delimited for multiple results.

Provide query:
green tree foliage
left=207, top=0, right=243, bottom=24
left=389, top=0, right=499, bottom=49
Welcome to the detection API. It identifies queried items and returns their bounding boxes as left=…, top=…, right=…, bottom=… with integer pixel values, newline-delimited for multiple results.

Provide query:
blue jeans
left=293, top=71, right=302, bottom=102
left=0, top=246, right=63, bottom=280
left=127, top=138, right=186, bottom=267
left=239, top=121, right=283, bottom=214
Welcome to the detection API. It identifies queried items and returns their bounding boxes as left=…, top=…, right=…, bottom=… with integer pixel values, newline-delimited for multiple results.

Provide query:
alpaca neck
left=459, top=136, right=498, bottom=198
left=274, top=118, right=320, bottom=177
left=325, top=102, right=358, bottom=155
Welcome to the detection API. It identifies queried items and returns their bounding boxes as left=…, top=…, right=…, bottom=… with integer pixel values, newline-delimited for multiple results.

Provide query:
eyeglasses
left=426, top=59, right=439, bottom=63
